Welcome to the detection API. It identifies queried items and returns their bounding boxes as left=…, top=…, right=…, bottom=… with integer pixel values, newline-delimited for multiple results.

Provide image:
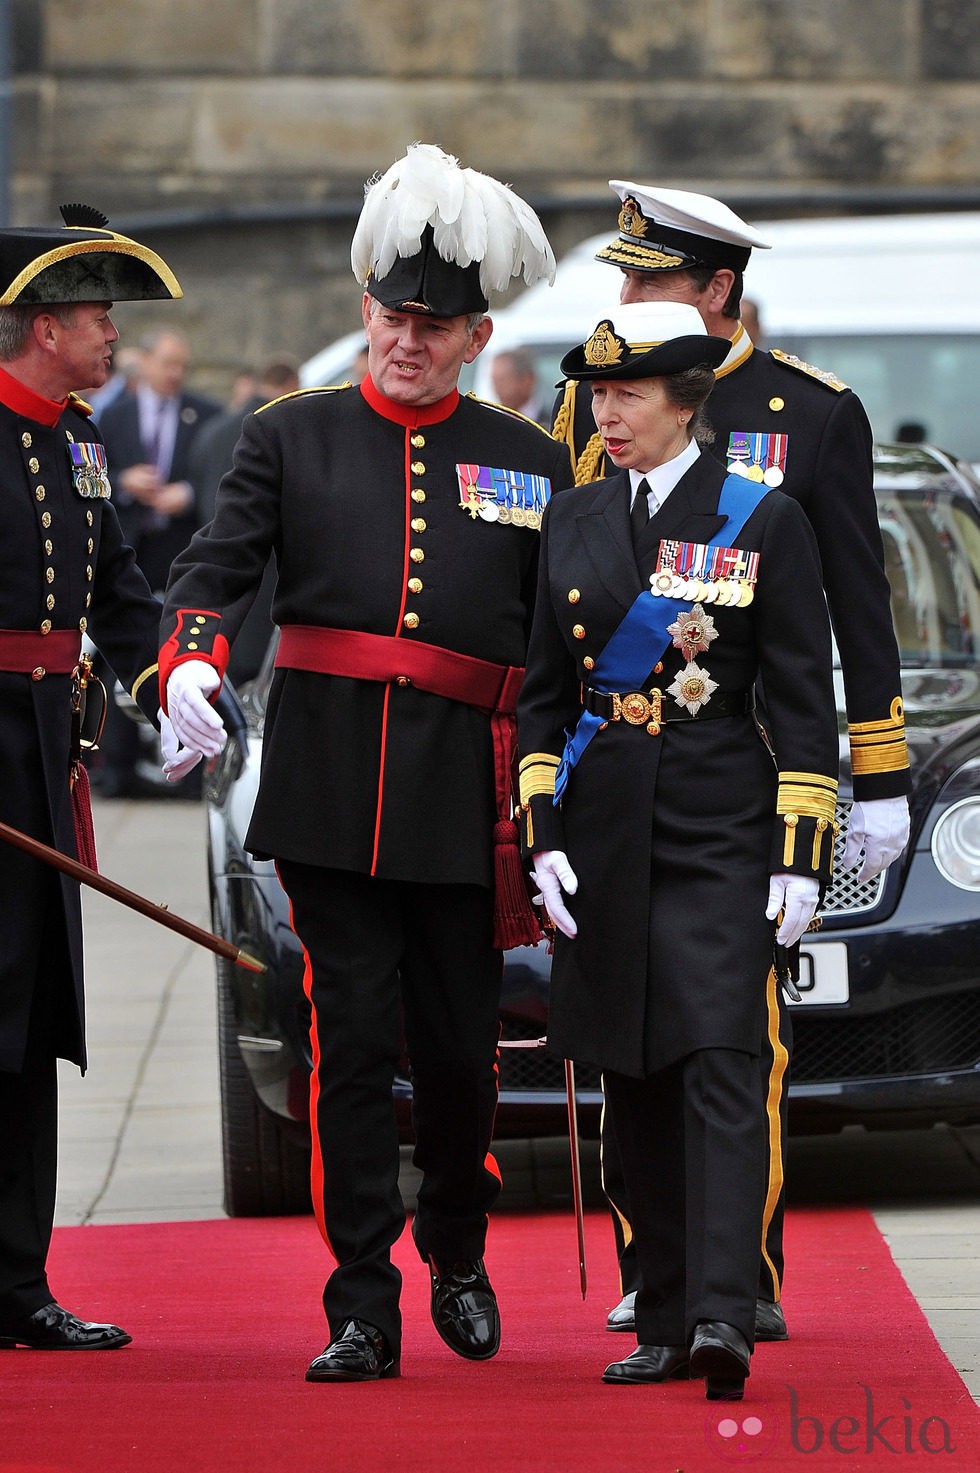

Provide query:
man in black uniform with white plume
left=0, top=206, right=192, bottom=1351
left=552, top=182, right=912, bottom=1343
left=160, top=144, right=573, bottom=1381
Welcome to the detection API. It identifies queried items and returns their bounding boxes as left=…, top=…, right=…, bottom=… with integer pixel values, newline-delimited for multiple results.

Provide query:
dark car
left=205, top=442, right=980, bottom=1215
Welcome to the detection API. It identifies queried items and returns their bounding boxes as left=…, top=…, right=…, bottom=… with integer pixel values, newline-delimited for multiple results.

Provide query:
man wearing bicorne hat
left=553, top=182, right=911, bottom=1344
left=0, top=206, right=194, bottom=1351
left=159, top=144, right=573, bottom=1382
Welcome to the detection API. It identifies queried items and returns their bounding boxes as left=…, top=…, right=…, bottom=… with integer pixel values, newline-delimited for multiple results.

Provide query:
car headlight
left=931, top=796, right=980, bottom=890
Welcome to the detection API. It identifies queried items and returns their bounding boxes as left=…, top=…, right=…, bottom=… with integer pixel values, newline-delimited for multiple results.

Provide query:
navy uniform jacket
left=517, top=452, right=839, bottom=1078
left=0, top=386, right=162, bottom=1073
left=553, top=329, right=910, bottom=801
left=160, top=380, right=574, bottom=887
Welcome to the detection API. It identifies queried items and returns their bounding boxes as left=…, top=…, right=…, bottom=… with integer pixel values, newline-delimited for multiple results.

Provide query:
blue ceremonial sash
left=553, top=474, right=768, bottom=801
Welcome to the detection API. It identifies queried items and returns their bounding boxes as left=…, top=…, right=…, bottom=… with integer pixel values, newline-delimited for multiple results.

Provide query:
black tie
left=630, top=478, right=651, bottom=550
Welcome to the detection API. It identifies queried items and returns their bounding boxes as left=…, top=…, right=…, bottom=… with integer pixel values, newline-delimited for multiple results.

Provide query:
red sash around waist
left=274, top=625, right=524, bottom=714
left=0, top=629, right=82, bottom=673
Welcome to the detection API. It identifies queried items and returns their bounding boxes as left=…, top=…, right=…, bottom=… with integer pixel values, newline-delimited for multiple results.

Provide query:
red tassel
left=71, top=762, right=99, bottom=871
left=492, top=818, right=542, bottom=950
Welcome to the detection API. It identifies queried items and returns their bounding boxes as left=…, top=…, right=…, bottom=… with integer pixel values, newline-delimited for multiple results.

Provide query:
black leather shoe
left=0, top=1302, right=131, bottom=1350
left=755, top=1297, right=789, bottom=1340
left=427, top=1257, right=500, bottom=1360
left=602, top=1344, right=690, bottom=1384
left=305, top=1319, right=399, bottom=1382
left=605, top=1290, right=636, bottom=1332
left=689, top=1321, right=751, bottom=1401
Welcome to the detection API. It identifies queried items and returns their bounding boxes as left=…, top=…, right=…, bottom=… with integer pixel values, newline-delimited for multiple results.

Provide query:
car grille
left=821, top=801, right=887, bottom=916
left=498, top=1019, right=603, bottom=1094
left=793, top=990, right=980, bottom=1082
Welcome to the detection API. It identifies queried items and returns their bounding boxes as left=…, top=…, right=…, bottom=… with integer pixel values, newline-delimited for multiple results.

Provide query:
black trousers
left=277, top=862, right=504, bottom=1356
left=603, top=1047, right=767, bottom=1348
left=0, top=989, right=61, bottom=1322
left=602, top=969, right=791, bottom=1305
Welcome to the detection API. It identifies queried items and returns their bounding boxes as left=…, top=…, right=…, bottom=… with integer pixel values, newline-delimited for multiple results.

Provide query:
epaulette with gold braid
left=770, top=350, right=849, bottom=393
left=256, top=383, right=354, bottom=413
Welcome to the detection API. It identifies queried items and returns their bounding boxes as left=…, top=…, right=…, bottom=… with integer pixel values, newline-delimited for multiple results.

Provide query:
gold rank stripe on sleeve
left=776, top=772, right=839, bottom=870
left=518, top=753, right=561, bottom=806
left=130, top=663, right=158, bottom=703
left=847, top=699, right=911, bottom=776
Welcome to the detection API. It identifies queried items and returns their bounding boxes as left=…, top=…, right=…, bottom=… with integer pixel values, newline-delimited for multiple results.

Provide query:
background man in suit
left=94, top=328, right=220, bottom=795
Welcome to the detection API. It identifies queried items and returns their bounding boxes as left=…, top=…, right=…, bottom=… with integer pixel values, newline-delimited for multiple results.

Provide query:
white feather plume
left=351, top=143, right=556, bottom=298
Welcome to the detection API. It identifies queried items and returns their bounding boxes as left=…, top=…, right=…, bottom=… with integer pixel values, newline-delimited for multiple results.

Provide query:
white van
left=468, top=212, right=980, bottom=464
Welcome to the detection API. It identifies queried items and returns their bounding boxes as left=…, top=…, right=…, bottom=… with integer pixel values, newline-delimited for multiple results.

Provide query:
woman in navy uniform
left=551, top=183, right=911, bottom=1338
left=0, top=208, right=186, bottom=1350
left=160, top=146, right=574, bottom=1383
left=518, top=302, right=838, bottom=1398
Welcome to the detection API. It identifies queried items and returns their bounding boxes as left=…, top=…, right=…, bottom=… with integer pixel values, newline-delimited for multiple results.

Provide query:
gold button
left=45, top=567, right=54, bottom=583
left=190, top=625, right=203, bottom=635
left=87, top=539, right=94, bottom=553
left=28, top=457, right=39, bottom=473
left=84, top=593, right=91, bottom=607
left=35, top=486, right=45, bottom=501
left=40, top=619, right=52, bottom=634
left=44, top=540, right=52, bottom=555
left=646, top=721, right=661, bottom=736
left=86, top=565, right=93, bottom=581
left=410, top=461, right=425, bottom=475
left=46, top=594, right=55, bottom=610
left=86, top=511, right=93, bottom=525
left=31, top=666, right=45, bottom=680
left=572, top=624, right=585, bottom=640
left=411, top=434, right=425, bottom=448
left=654, top=661, right=664, bottom=675
left=403, top=612, right=420, bottom=630
left=769, top=397, right=784, bottom=411
left=21, top=431, right=32, bottom=448
left=65, top=431, right=74, bottom=443
left=412, top=489, right=426, bottom=503
left=78, top=617, right=87, bottom=632
left=408, top=577, right=423, bottom=593
left=396, top=675, right=411, bottom=686
left=583, top=656, right=595, bottom=671
left=411, top=518, right=426, bottom=533
left=410, top=547, right=424, bottom=563
left=41, top=512, right=51, bottom=528
left=568, top=589, right=581, bottom=604
left=187, top=641, right=198, bottom=651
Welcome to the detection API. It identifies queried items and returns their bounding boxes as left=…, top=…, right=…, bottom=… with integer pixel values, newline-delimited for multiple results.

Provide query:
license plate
left=788, top=940, right=849, bottom=1006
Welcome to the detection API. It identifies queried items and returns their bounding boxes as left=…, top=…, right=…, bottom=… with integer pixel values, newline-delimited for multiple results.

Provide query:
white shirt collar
left=629, top=438, right=701, bottom=514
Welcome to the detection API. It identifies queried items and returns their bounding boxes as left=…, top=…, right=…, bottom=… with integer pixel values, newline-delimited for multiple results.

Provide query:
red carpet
left=1, top=1208, right=977, bottom=1472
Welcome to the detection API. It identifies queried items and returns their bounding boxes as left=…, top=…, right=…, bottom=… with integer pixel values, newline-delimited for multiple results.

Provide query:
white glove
left=531, top=850, right=579, bottom=939
left=842, top=796, right=910, bottom=881
left=766, top=873, right=820, bottom=948
left=159, top=709, right=205, bottom=782
left=165, top=659, right=227, bottom=758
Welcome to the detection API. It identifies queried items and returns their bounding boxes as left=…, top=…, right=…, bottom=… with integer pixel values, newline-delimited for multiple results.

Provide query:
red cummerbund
left=0, top=628, right=82, bottom=673
left=275, top=625, right=523, bottom=714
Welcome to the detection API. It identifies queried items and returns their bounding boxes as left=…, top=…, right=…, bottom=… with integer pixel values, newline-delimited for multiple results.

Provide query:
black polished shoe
left=0, top=1302, right=131, bottom=1350
left=305, top=1319, right=399, bottom=1382
left=755, top=1297, right=789, bottom=1341
left=427, top=1257, right=500, bottom=1360
left=606, top=1290, right=637, bottom=1332
left=602, top=1343, right=690, bottom=1384
left=689, top=1321, right=751, bottom=1401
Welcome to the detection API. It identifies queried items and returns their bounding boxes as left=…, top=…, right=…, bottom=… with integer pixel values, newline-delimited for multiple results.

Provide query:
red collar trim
left=360, top=374, right=459, bottom=426
left=0, top=364, right=67, bottom=427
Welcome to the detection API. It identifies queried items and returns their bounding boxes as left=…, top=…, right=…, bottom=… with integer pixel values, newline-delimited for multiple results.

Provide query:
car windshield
left=778, top=333, right=980, bottom=463
left=874, top=485, right=980, bottom=668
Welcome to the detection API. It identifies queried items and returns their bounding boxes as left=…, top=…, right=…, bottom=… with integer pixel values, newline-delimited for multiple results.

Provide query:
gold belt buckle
left=616, top=688, right=662, bottom=734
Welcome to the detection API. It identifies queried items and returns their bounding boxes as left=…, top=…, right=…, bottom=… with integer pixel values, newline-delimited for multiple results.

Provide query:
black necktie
left=630, top=478, right=651, bottom=550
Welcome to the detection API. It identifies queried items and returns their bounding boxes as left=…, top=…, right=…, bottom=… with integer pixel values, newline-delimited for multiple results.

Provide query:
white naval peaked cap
left=596, top=182, right=771, bottom=275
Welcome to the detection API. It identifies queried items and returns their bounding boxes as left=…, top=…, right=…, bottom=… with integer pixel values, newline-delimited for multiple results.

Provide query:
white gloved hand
left=766, top=873, right=821, bottom=948
left=531, top=849, right=579, bottom=939
left=842, top=796, right=911, bottom=881
left=165, top=659, right=227, bottom=757
left=159, top=709, right=205, bottom=782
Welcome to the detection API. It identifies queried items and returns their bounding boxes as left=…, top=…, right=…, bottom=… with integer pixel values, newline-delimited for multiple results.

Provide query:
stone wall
left=9, top=0, right=980, bottom=391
